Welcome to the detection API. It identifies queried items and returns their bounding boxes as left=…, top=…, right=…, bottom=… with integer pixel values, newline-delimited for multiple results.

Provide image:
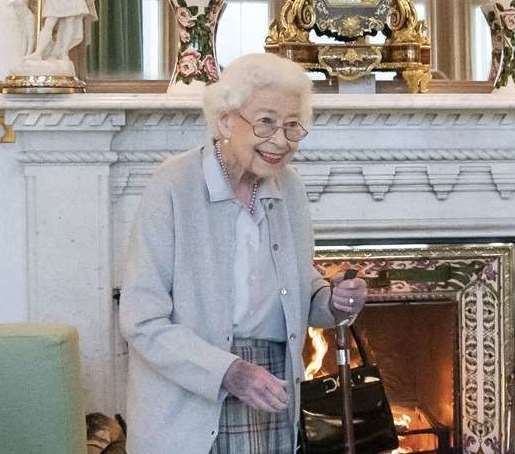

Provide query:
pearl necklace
left=214, top=140, right=259, bottom=216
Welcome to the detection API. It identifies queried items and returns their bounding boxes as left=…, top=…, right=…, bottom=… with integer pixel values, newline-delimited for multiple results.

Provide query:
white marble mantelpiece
left=4, top=92, right=515, bottom=110
left=1, top=93, right=515, bottom=418
left=4, top=93, right=515, bottom=240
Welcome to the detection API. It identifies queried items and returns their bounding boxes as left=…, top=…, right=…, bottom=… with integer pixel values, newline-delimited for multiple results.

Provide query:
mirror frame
left=74, top=0, right=495, bottom=93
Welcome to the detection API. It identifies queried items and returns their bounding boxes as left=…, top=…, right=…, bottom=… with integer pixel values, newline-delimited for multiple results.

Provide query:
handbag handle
left=349, top=325, right=371, bottom=367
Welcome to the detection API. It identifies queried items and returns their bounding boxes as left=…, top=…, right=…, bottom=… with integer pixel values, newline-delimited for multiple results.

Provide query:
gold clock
left=313, top=0, right=389, bottom=40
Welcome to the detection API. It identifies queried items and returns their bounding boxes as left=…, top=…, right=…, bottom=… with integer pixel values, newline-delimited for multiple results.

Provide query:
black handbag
left=299, top=326, right=399, bottom=453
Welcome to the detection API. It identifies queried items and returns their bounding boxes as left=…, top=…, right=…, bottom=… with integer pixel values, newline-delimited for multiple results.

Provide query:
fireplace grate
left=386, top=405, right=454, bottom=454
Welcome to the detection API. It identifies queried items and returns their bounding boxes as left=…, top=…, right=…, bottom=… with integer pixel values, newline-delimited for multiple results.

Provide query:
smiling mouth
left=256, top=150, right=285, bottom=164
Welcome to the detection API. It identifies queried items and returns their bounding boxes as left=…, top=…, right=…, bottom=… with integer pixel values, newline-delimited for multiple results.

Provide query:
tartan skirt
left=209, top=338, right=294, bottom=454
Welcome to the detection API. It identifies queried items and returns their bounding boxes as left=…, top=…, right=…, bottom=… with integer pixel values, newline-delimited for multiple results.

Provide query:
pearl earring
left=222, top=138, right=229, bottom=144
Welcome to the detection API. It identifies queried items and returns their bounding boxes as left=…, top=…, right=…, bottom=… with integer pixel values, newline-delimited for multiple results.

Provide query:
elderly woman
left=120, top=53, right=367, bottom=454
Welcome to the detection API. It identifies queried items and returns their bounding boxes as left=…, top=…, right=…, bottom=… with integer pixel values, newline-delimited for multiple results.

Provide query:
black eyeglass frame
left=238, top=112, right=309, bottom=142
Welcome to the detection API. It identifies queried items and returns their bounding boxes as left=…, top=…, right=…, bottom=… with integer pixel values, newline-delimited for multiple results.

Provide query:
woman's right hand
left=222, top=359, right=289, bottom=412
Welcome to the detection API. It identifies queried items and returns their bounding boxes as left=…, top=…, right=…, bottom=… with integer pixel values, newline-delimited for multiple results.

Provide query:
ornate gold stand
left=265, top=0, right=431, bottom=93
left=2, top=75, right=86, bottom=94
left=382, top=0, right=431, bottom=93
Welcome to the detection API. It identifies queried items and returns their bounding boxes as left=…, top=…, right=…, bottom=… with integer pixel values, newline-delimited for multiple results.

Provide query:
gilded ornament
left=341, top=16, right=361, bottom=35
left=2, top=74, right=86, bottom=94
left=0, top=113, right=16, bottom=144
left=266, top=0, right=315, bottom=44
left=265, top=0, right=431, bottom=93
left=402, top=68, right=432, bottom=93
left=344, top=48, right=361, bottom=64
left=387, top=0, right=418, bottom=42
left=314, top=0, right=389, bottom=39
left=318, top=44, right=382, bottom=80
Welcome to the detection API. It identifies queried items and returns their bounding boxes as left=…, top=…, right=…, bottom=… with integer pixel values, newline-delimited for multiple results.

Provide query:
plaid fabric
left=210, top=339, right=293, bottom=454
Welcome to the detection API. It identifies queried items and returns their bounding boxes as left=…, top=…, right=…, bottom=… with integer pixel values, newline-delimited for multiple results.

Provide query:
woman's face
left=220, top=88, right=306, bottom=180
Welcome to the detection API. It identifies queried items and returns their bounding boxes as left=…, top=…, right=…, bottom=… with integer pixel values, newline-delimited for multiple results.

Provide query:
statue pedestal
left=13, top=58, right=76, bottom=77
left=3, top=58, right=85, bottom=94
left=2, top=75, right=86, bottom=94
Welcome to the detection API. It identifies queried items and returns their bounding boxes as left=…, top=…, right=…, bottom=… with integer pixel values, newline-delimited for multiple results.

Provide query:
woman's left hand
left=330, top=274, right=367, bottom=322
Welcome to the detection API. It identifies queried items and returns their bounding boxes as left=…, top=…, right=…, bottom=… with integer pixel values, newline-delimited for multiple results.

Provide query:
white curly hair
left=202, top=53, right=313, bottom=138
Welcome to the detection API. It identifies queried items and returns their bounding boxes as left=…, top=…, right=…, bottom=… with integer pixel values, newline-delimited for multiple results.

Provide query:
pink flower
left=501, top=11, right=515, bottom=31
left=202, top=55, right=219, bottom=81
left=491, top=32, right=504, bottom=51
left=176, top=7, right=195, bottom=28
left=182, top=48, right=201, bottom=59
left=179, top=29, right=191, bottom=43
left=178, top=48, right=202, bottom=77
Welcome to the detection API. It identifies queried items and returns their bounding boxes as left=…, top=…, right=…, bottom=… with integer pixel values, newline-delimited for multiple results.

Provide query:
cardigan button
left=272, top=243, right=279, bottom=251
left=268, top=202, right=274, bottom=210
left=289, top=333, right=296, bottom=341
left=296, top=377, right=301, bottom=384
left=280, top=288, right=288, bottom=296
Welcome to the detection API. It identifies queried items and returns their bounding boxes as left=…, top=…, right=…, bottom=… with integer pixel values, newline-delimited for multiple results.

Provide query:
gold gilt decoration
left=2, top=75, right=86, bottom=94
left=0, top=112, right=16, bottom=143
left=402, top=68, right=432, bottom=93
left=318, top=44, right=382, bottom=80
left=266, top=0, right=316, bottom=44
left=387, top=0, right=429, bottom=46
left=314, top=0, right=388, bottom=39
left=383, top=0, right=432, bottom=93
left=265, top=0, right=432, bottom=93
left=313, top=244, right=513, bottom=453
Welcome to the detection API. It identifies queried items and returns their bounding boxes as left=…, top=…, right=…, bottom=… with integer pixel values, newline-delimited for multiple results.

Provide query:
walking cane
left=332, top=269, right=358, bottom=454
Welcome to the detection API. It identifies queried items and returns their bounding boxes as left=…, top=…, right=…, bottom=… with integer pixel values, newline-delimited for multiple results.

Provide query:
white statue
left=14, top=0, right=97, bottom=77
left=28, top=0, right=97, bottom=61
left=0, top=0, right=35, bottom=80
left=9, top=0, right=35, bottom=55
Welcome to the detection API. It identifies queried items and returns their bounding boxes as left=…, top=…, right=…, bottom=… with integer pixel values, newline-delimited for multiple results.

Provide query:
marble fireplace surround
left=2, top=93, right=515, bottom=453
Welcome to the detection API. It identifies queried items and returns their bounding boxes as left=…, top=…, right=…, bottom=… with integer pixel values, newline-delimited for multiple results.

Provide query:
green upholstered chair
left=0, top=323, right=87, bottom=454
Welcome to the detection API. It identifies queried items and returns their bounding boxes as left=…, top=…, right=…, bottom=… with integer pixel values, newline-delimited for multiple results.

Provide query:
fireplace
left=360, top=301, right=457, bottom=454
left=304, top=244, right=514, bottom=453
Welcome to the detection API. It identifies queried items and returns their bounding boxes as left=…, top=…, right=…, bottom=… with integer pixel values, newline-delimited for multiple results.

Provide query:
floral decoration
left=482, top=0, right=515, bottom=88
left=168, top=0, right=225, bottom=85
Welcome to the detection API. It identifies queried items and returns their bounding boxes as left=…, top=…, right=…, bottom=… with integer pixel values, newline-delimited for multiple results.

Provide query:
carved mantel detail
left=5, top=110, right=125, bottom=131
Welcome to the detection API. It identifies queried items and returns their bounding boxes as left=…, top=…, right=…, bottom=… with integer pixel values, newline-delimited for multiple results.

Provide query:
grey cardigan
left=119, top=145, right=334, bottom=454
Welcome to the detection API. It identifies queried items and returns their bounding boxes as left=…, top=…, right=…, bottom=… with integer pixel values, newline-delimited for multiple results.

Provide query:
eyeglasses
left=238, top=113, right=308, bottom=142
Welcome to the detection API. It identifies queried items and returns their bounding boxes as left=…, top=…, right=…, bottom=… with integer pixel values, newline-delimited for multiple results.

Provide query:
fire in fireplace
left=389, top=405, right=452, bottom=453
